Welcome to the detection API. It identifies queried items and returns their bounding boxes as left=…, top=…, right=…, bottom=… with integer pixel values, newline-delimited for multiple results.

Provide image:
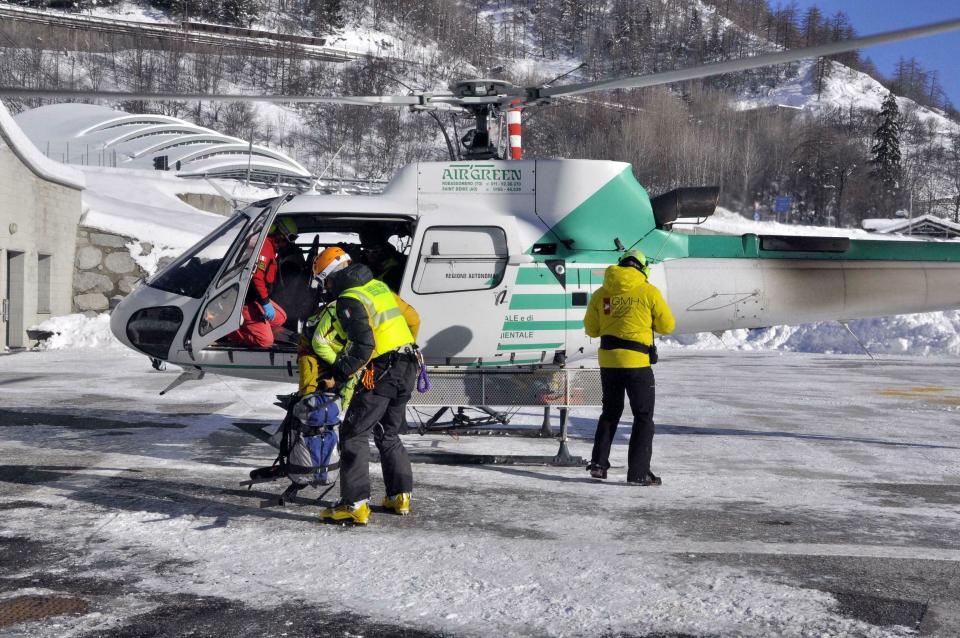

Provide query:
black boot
left=627, top=471, right=661, bottom=486
left=586, top=463, right=607, bottom=480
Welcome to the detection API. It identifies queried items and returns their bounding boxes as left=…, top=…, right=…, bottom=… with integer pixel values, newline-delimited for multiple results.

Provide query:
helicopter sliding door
left=405, top=216, right=528, bottom=366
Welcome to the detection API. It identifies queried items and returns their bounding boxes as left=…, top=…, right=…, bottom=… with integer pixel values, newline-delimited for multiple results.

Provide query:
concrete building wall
left=0, top=122, right=84, bottom=349
left=176, top=193, right=233, bottom=216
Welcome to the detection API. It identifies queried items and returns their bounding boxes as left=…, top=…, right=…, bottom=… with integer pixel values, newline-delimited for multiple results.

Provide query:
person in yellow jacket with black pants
left=310, top=247, right=420, bottom=525
left=584, top=249, right=676, bottom=485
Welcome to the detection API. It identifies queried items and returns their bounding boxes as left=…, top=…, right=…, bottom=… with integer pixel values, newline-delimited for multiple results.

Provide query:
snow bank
left=31, top=308, right=960, bottom=357
left=79, top=168, right=232, bottom=248
left=665, top=310, right=960, bottom=357
left=126, top=240, right=185, bottom=277
left=31, top=314, right=123, bottom=351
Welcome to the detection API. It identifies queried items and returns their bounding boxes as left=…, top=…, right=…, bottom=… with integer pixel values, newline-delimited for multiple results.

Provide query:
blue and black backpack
left=284, top=392, right=340, bottom=485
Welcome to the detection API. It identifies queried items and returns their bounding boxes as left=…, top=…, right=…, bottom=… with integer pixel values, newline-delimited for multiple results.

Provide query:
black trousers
left=339, top=356, right=416, bottom=503
left=590, top=366, right=656, bottom=481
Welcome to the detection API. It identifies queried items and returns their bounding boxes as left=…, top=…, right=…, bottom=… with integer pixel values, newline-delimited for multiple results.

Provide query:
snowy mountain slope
left=736, top=58, right=960, bottom=137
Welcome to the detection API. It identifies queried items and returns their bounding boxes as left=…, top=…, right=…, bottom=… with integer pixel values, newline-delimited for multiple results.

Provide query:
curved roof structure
left=14, top=104, right=312, bottom=188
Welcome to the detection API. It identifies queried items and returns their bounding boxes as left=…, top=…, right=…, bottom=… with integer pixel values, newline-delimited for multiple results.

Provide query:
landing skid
left=411, top=406, right=556, bottom=437
left=406, top=406, right=584, bottom=467
left=229, top=484, right=335, bottom=509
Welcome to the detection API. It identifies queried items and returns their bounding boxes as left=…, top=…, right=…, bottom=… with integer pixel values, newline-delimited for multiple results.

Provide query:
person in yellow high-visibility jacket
left=297, top=301, right=357, bottom=411
left=584, top=249, right=675, bottom=486
left=309, top=247, right=420, bottom=525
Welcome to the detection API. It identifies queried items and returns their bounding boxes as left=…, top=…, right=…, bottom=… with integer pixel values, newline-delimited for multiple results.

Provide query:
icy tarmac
left=0, top=349, right=958, bottom=637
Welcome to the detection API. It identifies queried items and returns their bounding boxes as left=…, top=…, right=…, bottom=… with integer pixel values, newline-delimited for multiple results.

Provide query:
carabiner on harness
left=414, top=347, right=431, bottom=393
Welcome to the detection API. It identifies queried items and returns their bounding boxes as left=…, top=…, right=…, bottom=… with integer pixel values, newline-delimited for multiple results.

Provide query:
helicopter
left=3, top=17, right=960, bottom=393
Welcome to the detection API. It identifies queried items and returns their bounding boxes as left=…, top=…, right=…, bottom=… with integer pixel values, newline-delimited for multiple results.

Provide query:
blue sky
left=783, top=1, right=960, bottom=108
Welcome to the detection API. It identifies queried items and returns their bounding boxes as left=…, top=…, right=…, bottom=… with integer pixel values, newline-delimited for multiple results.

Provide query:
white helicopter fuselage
left=110, top=160, right=960, bottom=384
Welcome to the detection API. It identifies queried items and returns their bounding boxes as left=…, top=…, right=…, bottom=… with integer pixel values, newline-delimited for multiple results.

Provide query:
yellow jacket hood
left=583, top=265, right=676, bottom=368
left=602, top=264, right=647, bottom=294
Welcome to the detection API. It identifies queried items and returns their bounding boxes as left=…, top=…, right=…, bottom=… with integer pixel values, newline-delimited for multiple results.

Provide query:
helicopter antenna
left=427, top=110, right=459, bottom=160
left=315, top=142, right=347, bottom=188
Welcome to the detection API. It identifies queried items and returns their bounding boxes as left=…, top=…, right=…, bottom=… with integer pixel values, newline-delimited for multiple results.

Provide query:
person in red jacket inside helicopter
left=228, top=218, right=298, bottom=348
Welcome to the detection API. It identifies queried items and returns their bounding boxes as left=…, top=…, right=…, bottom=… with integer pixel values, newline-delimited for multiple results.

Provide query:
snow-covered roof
left=861, top=218, right=900, bottom=232
left=0, top=101, right=85, bottom=190
left=863, top=214, right=960, bottom=238
left=14, top=103, right=312, bottom=188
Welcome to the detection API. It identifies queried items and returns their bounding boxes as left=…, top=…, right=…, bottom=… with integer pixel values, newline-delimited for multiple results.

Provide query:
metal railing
left=409, top=367, right=603, bottom=408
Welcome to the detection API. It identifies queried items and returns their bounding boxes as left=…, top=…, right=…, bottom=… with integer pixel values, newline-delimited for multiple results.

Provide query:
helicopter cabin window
left=413, top=226, right=508, bottom=294
left=199, top=284, right=239, bottom=336
left=148, top=214, right=247, bottom=298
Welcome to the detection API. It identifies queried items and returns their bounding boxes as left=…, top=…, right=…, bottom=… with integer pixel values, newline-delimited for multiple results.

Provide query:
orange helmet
left=312, top=246, right=351, bottom=284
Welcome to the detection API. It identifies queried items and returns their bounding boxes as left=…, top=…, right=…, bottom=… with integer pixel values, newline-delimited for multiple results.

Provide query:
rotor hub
left=450, top=79, right=520, bottom=102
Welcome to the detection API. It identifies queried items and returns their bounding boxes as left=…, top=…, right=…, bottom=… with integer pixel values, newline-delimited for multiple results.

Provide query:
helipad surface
left=0, top=349, right=958, bottom=637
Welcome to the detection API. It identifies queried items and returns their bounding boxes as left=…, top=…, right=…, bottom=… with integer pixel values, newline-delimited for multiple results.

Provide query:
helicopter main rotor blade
left=0, top=87, right=430, bottom=105
left=540, top=17, right=960, bottom=98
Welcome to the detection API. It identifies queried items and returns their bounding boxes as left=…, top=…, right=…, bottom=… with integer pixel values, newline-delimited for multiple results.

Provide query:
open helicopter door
left=184, top=197, right=283, bottom=355
left=404, top=215, right=527, bottom=366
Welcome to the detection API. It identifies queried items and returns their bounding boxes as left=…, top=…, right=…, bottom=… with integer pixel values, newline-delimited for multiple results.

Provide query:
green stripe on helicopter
left=509, top=294, right=570, bottom=310
left=197, top=363, right=286, bottom=370
left=641, top=232, right=960, bottom=262
left=479, top=358, right=542, bottom=367
left=502, top=320, right=584, bottom=330
left=496, top=342, right=564, bottom=351
left=525, top=165, right=960, bottom=263
left=527, top=166, right=654, bottom=256
left=515, top=267, right=605, bottom=285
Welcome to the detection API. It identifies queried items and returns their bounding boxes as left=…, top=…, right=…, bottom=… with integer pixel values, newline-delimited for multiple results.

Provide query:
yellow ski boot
left=381, top=493, right=411, bottom=515
left=319, top=500, right=370, bottom=525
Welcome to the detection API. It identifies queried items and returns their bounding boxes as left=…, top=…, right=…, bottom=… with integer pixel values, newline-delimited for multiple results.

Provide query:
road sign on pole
left=774, top=196, right=792, bottom=214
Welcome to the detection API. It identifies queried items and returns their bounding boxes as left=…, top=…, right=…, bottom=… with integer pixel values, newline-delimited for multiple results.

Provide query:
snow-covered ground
left=0, top=348, right=958, bottom=636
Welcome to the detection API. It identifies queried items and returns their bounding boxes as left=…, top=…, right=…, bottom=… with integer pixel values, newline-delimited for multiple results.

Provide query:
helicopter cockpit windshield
left=147, top=213, right=251, bottom=299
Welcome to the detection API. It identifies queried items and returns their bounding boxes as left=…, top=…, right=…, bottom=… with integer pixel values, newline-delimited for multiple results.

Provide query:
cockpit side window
left=148, top=214, right=248, bottom=298
left=217, top=210, right=269, bottom=286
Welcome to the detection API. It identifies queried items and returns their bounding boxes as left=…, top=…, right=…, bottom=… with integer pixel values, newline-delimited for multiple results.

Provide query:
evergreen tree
left=220, top=0, right=259, bottom=27
left=310, top=0, right=345, bottom=36
left=800, top=6, right=823, bottom=46
left=706, top=13, right=723, bottom=59
left=682, top=7, right=703, bottom=63
left=869, top=92, right=904, bottom=214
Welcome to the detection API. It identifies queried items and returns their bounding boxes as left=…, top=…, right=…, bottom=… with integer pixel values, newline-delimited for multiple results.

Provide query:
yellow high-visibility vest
left=340, top=279, right=415, bottom=357
left=311, top=303, right=348, bottom=365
